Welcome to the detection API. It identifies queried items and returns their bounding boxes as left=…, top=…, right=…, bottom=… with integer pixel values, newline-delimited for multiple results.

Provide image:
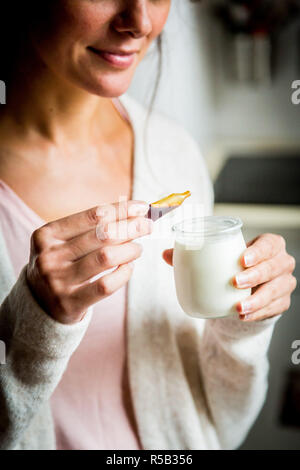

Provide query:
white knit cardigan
left=0, top=95, right=278, bottom=450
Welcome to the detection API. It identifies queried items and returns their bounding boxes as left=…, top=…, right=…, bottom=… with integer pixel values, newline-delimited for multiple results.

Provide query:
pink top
left=0, top=178, right=141, bottom=449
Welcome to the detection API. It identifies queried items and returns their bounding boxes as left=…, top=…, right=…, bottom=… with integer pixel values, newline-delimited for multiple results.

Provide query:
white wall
left=129, top=0, right=300, bottom=158
left=214, top=20, right=300, bottom=144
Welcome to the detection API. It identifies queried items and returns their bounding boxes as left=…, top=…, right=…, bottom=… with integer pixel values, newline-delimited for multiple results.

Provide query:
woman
left=0, top=0, right=296, bottom=451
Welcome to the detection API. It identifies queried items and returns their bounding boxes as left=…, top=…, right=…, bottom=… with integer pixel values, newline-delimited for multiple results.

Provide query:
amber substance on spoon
left=147, top=191, right=191, bottom=222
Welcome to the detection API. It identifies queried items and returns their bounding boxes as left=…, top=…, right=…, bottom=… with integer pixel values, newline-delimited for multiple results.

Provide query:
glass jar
left=172, top=216, right=251, bottom=319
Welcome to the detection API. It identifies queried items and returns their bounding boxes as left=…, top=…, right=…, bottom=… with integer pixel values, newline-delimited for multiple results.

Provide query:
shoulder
left=121, top=94, right=198, bottom=152
left=120, top=94, right=214, bottom=215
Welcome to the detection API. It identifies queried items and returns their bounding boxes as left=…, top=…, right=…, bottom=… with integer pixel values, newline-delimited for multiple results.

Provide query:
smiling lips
left=88, top=47, right=138, bottom=69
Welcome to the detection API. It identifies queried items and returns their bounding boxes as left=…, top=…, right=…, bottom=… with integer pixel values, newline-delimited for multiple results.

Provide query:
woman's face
left=29, top=0, right=171, bottom=98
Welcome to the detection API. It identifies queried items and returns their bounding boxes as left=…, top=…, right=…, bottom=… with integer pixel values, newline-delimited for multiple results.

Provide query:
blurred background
left=129, top=0, right=300, bottom=450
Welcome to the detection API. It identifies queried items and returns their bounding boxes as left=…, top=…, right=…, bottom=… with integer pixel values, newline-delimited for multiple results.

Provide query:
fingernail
left=240, top=301, right=252, bottom=314
left=128, top=202, right=149, bottom=217
left=244, top=253, right=255, bottom=267
left=235, top=271, right=251, bottom=287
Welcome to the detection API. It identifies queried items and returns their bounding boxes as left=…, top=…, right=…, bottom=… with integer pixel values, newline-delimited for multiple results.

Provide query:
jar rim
left=172, top=216, right=243, bottom=237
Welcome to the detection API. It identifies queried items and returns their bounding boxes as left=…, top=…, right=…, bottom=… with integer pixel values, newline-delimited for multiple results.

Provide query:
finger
left=162, top=249, right=173, bottom=266
left=66, top=242, right=142, bottom=284
left=239, top=295, right=292, bottom=322
left=96, top=216, right=153, bottom=244
left=241, top=233, right=286, bottom=268
left=71, top=262, right=134, bottom=312
left=246, top=237, right=259, bottom=248
left=233, top=252, right=296, bottom=289
left=59, top=228, right=103, bottom=261
left=237, top=274, right=297, bottom=315
left=46, top=200, right=149, bottom=241
left=55, top=216, right=153, bottom=262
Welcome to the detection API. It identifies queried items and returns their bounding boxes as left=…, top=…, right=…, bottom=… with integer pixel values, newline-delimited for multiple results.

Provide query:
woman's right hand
left=26, top=200, right=152, bottom=325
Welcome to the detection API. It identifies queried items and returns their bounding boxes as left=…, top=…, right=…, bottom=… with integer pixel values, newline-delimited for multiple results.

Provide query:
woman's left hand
left=232, top=233, right=297, bottom=322
left=162, top=233, right=297, bottom=323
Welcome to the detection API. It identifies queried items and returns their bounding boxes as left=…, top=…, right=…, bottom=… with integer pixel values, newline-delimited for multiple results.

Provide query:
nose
left=113, top=0, right=152, bottom=39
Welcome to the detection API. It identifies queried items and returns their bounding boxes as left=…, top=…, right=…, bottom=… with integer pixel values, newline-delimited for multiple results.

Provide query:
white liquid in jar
left=173, top=230, right=251, bottom=319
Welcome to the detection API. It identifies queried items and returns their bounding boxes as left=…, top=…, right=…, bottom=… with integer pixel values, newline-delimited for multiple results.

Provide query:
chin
left=77, top=69, right=135, bottom=99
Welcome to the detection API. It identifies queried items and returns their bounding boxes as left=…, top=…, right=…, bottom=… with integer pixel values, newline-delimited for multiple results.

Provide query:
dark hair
left=0, top=4, right=37, bottom=83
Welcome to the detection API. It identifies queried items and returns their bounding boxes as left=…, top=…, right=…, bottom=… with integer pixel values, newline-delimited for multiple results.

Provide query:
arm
left=198, top=315, right=279, bottom=449
left=161, top=132, right=296, bottom=449
left=0, top=266, right=92, bottom=450
left=0, top=200, right=153, bottom=449
left=164, top=232, right=295, bottom=449
left=199, top=233, right=296, bottom=449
